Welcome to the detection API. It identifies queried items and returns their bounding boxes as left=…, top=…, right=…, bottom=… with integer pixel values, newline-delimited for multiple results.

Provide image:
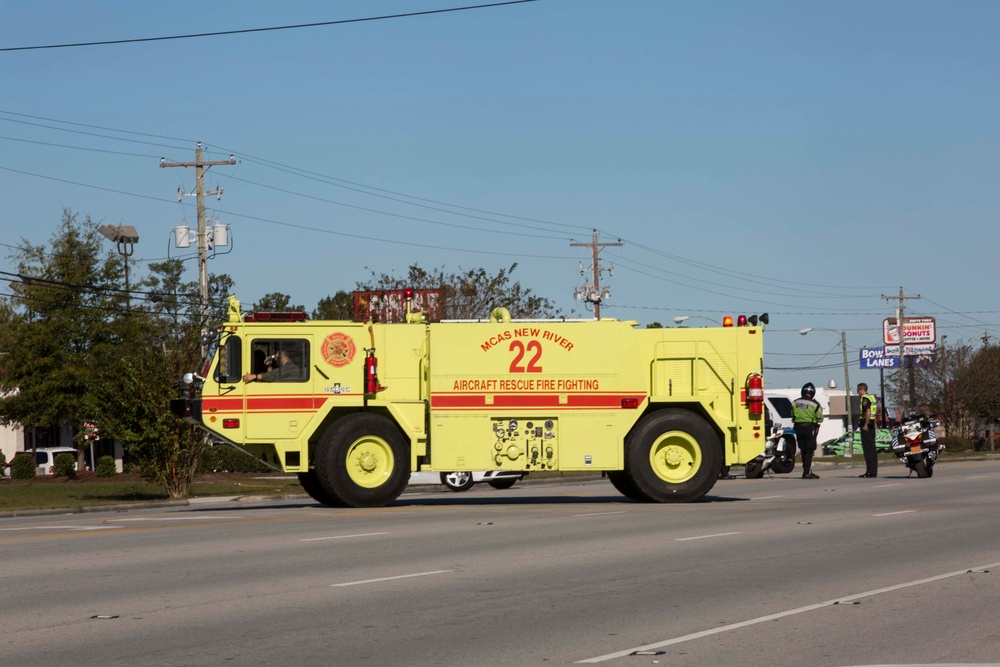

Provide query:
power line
left=0, top=1, right=538, bottom=52
left=225, top=174, right=573, bottom=241
left=0, top=164, right=575, bottom=260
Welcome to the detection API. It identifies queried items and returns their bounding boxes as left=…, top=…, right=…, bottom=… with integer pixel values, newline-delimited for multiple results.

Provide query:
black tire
left=623, top=409, right=721, bottom=503
left=315, top=413, right=410, bottom=508
left=745, top=458, right=764, bottom=479
left=770, top=456, right=795, bottom=475
left=297, top=470, right=346, bottom=507
left=487, top=476, right=520, bottom=490
left=607, top=470, right=650, bottom=500
left=925, top=463, right=934, bottom=478
left=914, top=459, right=929, bottom=478
left=441, top=471, right=475, bottom=492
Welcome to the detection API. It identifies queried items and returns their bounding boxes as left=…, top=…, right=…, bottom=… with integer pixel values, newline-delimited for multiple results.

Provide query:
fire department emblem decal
left=322, top=332, right=356, bottom=367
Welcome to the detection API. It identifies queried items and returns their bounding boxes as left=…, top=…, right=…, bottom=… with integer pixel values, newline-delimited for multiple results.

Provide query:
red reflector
left=621, top=397, right=640, bottom=409
left=722, top=316, right=734, bottom=327
left=223, top=419, right=240, bottom=429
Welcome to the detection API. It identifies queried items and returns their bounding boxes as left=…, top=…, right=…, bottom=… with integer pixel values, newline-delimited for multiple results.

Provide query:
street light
left=800, top=327, right=852, bottom=450
left=98, top=224, right=139, bottom=311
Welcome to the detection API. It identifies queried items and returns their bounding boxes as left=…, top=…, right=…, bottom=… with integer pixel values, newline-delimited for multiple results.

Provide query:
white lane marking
left=873, top=483, right=902, bottom=488
left=301, top=532, right=388, bottom=542
left=112, top=516, right=240, bottom=521
left=573, top=511, right=627, bottom=517
left=675, top=532, right=742, bottom=542
left=576, top=559, right=1000, bottom=663
left=872, top=510, right=916, bottom=517
left=750, top=495, right=787, bottom=500
left=0, top=525, right=123, bottom=532
left=966, top=475, right=995, bottom=479
left=331, top=570, right=453, bottom=587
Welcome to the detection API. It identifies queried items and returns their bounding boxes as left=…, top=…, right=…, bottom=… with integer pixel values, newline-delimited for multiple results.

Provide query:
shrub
left=11, top=453, right=37, bottom=480
left=96, top=455, right=118, bottom=477
left=938, top=436, right=974, bottom=453
left=0, top=450, right=6, bottom=479
left=197, top=444, right=270, bottom=474
left=53, top=452, right=77, bottom=478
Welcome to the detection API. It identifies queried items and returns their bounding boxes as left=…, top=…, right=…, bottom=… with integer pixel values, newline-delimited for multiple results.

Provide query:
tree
left=0, top=210, right=120, bottom=469
left=952, top=344, right=1000, bottom=447
left=353, top=263, right=560, bottom=320
left=313, top=290, right=354, bottom=320
left=0, top=212, right=234, bottom=498
left=82, top=255, right=218, bottom=498
left=252, top=293, right=304, bottom=313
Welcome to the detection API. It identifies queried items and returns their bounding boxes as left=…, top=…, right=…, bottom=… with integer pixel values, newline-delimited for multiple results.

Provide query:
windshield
left=768, top=397, right=793, bottom=419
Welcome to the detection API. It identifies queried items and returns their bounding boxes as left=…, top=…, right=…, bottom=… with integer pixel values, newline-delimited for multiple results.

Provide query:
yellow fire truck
left=170, top=295, right=768, bottom=507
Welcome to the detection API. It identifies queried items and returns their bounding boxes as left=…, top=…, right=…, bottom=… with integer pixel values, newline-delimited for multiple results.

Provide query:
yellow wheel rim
left=345, top=435, right=394, bottom=489
left=648, top=430, right=702, bottom=483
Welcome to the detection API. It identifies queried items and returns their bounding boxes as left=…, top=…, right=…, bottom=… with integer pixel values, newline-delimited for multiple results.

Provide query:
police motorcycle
left=745, top=425, right=797, bottom=478
left=890, top=412, right=943, bottom=478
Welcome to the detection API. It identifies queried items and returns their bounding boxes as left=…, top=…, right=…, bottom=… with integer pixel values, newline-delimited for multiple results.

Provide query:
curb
left=0, top=500, right=189, bottom=519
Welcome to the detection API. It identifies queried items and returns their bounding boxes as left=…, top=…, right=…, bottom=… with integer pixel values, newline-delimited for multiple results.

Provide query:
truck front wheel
left=624, top=409, right=721, bottom=503
left=297, top=470, right=346, bottom=507
left=315, top=413, right=409, bottom=508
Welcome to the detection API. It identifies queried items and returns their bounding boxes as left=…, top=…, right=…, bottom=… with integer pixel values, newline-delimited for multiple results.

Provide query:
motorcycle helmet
left=801, top=382, right=816, bottom=399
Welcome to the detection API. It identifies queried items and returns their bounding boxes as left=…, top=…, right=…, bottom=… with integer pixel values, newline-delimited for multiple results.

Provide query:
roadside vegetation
left=0, top=474, right=306, bottom=512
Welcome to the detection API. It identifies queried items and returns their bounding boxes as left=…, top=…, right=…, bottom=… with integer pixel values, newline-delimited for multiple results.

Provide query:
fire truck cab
left=170, top=296, right=767, bottom=507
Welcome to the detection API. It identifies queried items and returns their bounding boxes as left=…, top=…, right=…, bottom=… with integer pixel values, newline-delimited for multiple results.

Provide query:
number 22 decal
left=509, top=340, right=543, bottom=373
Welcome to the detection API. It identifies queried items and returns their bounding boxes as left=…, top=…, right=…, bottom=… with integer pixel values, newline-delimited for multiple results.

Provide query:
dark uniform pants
left=861, top=427, right=878, bottom=475
left=794, top=423, right=818, bottom=474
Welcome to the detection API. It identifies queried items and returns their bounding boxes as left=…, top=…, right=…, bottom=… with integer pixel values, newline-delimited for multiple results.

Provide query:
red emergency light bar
left=724, top=313, right=769, bottom=328
left=245, top=312, right=309, bottom=323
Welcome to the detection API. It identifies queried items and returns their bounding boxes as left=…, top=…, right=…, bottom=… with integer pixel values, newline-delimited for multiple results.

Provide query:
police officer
left=792, top=382, right=824, bottom=479
left=857, top=382, right=878, bottom=477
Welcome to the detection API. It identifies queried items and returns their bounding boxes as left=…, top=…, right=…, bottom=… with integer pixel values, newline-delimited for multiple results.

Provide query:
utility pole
left=160, top=143, right=235, bottom=353
left=882, top=287, right=921, bottom=413
left=570, top=231, right=621, bottom=319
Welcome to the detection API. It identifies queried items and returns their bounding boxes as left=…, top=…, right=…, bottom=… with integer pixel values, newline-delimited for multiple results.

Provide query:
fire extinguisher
left=745, top=372, right=763, bottom=417
left=364, top=348, right=381, bottom=395
left=364, top=325, right=386, bottom=395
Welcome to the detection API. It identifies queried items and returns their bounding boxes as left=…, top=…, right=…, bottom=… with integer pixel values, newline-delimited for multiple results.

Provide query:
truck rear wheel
left=624, top=409, right=721, bottom=503
left=315, top=413, right=409, bottom=508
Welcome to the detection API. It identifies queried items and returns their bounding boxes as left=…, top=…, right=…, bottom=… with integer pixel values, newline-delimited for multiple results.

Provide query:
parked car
left=5, top=447, right=80, bottom=476
left=822, top=430, right=894, bottom=456
left=408, top=470, right=526, bottom=492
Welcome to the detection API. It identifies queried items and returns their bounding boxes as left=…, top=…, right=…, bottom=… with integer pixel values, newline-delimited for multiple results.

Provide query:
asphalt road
left=3, top=459, right=1000, bottom=667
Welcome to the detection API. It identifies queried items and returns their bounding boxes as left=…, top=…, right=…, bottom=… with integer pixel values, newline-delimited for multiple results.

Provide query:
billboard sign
left=859, top=347, right=898, bottom=369
left=883, top=317, right=936, bottom=345
left=883, top=343, right=936, bottom=357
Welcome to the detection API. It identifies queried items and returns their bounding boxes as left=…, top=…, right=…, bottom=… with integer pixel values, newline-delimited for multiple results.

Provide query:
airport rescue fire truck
left=170, top=294, right=768, bottom=507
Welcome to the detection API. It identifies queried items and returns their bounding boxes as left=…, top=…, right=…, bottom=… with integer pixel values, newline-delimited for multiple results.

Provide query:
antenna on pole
left=161, top=143, right=236, bottom=354
left=569, top=231, right=622, bottom=319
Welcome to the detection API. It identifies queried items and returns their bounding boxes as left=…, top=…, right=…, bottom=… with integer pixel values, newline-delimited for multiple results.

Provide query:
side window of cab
left=249, top=339, right=309, bottom=382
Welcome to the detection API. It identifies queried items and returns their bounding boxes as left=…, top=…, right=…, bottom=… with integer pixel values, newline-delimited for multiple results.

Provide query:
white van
left=7, top=447, right=80, bottom=475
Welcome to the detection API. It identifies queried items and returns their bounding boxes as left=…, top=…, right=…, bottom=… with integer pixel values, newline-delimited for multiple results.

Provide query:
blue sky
left=1, top=0, right=998, bottom=393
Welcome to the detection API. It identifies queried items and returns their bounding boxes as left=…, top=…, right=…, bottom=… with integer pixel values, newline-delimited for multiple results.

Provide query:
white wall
left=1, top=422, right=26, bottom=467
